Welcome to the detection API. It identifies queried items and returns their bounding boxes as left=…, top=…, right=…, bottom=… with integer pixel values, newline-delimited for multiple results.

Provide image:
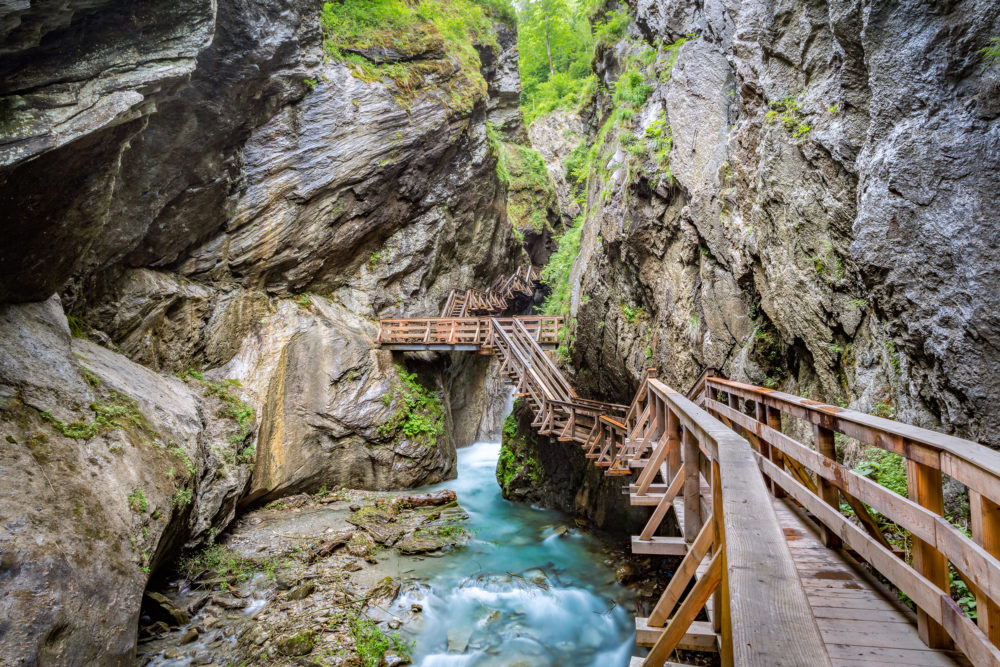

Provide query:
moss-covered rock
left=496, top=400, right=639, bottom=531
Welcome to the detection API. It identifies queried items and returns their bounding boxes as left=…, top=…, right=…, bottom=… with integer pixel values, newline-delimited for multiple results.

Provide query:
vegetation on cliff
left=486, top=121, right=558, bottom=237
left=320, top=0, right=511, bottom=111
left=378, top=366, right=445, bottom=447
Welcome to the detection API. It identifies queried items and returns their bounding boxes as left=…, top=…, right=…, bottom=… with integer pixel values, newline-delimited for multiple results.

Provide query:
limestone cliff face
left=0, top=0, right=522, bottom=662
left=547, top=0, right=1000, bottom=446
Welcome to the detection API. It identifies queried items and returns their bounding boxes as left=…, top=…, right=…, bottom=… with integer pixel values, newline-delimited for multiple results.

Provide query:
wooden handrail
left=627, top=372, right=831, bottom=665
left=704, top=377, right=1000, bottom=664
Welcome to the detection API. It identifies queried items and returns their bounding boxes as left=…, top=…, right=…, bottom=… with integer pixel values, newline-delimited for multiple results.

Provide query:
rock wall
left=0, top=297, right=252, bottom=664
left=0, top=0, right=524, bottom=662
left=546, top=0, right=1000, bottom=447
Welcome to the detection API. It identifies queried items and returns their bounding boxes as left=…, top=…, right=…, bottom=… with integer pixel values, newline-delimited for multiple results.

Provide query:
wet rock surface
left=135, top=486, right=469, bottom=666
left=0, top=297, right=253, bottom=663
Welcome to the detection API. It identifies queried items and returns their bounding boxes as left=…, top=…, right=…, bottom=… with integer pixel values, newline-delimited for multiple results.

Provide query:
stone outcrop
left=0, top=297, right=252, bottom=664
left=541, top=1, right=1000, bottom=447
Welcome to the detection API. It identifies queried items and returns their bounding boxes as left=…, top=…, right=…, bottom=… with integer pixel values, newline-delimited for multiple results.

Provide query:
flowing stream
left=385, top=441, right=637, bottom=666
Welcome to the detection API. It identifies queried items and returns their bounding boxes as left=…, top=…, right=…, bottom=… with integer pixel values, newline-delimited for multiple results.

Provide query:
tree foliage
left=515, top=0, right=598, bottom=125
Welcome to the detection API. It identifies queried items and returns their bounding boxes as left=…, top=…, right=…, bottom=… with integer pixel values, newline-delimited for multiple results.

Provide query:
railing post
left=765, top=406, right=786, bottom=499
left=754, top=401, right=776, bottom=495
left=813, top=424, right=843, bottom=550
left=907, top=457, right=952, bottom=649
left=683, top=426, right=703, bottom=544
left=666, top=409, right=681, bottom=481
left=971, top=490, right=1000, bottom=646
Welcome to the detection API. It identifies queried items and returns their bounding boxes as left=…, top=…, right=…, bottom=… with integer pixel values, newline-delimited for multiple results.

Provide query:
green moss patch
left=378, top=366, right=444, bottom=447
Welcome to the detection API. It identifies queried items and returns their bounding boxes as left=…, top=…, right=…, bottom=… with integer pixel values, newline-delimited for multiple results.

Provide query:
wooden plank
left=635, top=618, right=718, bottom=650
left=630, top=535, right=687, bottom=556
left=759, top=456, right=1000, bottom=665
left=824, top=644, right=963, bottom=666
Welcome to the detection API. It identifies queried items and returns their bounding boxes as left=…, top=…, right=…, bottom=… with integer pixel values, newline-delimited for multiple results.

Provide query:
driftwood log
left=392, top=490, right=456, bottom=507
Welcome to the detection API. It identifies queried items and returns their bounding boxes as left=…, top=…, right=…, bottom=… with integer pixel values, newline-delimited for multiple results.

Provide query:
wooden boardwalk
left=376, top=273, right=1000, bottom=667
left=775, top=500, right=967, bottom=667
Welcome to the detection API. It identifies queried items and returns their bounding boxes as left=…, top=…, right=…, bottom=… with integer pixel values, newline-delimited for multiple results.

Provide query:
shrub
left=539, top=215, right=583, bottom=317
left=320, top=0, right=497, bottom=110
left=350, top=614, right=412, bottom=667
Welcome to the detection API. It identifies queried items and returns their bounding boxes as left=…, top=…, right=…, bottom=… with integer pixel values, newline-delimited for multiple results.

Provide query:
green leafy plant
left=41, top=392, right=151, bottom=441
left=808, top=240, right=845, bottom=282
left=173, top=488, right=193, bottom=508
left=765, top=95, right=811, bottom=139
left=350, top=614, right=412, bottom=667
left=538, top=215, right=583, bottom=317
left=294, top=293, right=312, bottom=307
left=378, top=366, right=444, bottom=446
left=855, top=449, right=907, bottom=497
left=128, top=488, right=148, bottom=513
left=321, top=0, right=498, bottom=112
left=885, top=340, right=901, bottom=375
left=980, top=37, right=1000, bottom=69
left=593, top=8, right=629, bottom=46
left=303, top=77, right=318, bottom=91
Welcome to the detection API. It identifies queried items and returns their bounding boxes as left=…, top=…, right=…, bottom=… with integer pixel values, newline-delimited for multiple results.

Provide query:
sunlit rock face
left=548, top=0, right=1000, bottom=447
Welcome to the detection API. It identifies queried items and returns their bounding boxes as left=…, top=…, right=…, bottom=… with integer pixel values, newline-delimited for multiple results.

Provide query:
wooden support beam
left=683, top=426, right=703, bottom=544
left=631, top=535, right=687, bottom=556
left=971, top=490, right=1000, bottom=645
left=639, top=469, right=685, bottom=541
left=648, top=518, right=715, bottom=625
left=644, top=550, right=723, bottom=667
left=814, top=424, right=843, bottom=550
left=907, top=458, right=952, bottom=649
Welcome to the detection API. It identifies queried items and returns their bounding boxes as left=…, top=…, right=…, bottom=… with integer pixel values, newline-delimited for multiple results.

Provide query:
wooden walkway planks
left=774, top=499, right=969, bottom=667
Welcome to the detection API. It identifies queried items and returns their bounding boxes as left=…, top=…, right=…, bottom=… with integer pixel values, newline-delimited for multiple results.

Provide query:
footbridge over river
left=375, top=268, right=1000, bottom=667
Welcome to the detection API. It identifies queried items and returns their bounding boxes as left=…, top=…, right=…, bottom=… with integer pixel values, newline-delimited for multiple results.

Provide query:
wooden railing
left=489, top=317, right=626, bottom=443
left=701, top=377, right=1000, bottom=665
left=604, top=370, right=831, bottom=665
left=375, top=316, right=562, bottom=348
left=439, top=265, right=540, bottom=317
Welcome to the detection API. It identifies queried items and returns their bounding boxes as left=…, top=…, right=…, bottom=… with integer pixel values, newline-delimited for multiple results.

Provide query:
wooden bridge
left=376, top=275, right=1000, bottom=667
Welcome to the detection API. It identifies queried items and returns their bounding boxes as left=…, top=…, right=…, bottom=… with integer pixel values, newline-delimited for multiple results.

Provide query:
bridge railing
left=621, top=371, right=831, bottom=665
left=376, top=316, right=562, bottom=348
left=703, top=377, right=1000, bottom=665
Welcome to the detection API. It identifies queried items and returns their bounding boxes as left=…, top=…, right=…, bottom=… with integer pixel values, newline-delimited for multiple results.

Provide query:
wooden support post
left=813, top=424, right=842, bottom=550
left=765, top=406, right=786, bottom=498
left=666, top=409, right=681, bottom=482
left=754, top=402, right=775, bottom=494
left=971, top=490, right=1000, bottom=646
left=907, top=458, right=952, bottom=649
left=711, top=460, right=724, bottom=637
left=683, top=426, right=703, bottom=544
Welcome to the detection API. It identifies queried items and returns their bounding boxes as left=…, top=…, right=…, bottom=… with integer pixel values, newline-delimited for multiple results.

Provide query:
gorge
left=1, top=0, right=999, bottom=665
